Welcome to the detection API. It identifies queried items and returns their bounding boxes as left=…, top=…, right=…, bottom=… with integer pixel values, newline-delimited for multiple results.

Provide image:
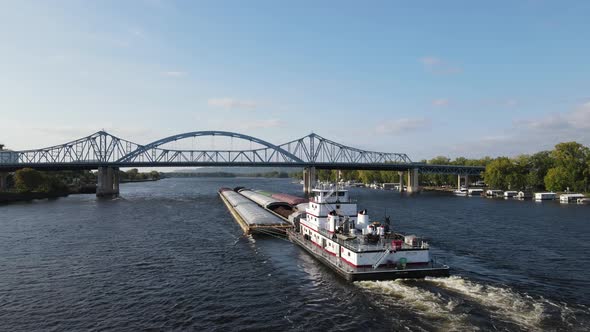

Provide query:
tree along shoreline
left=0, top=185, right=96, bottom=204
left=0, top=168, right=162, bottom=203
left=293, top=141, right=589, bottom=194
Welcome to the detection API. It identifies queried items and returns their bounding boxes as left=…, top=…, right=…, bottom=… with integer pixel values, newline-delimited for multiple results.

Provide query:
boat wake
left=425, top=276, right=582, bottom=330
left=357, top=277, right=588, bottom=331
left=356, top=280, right=470, bottom=331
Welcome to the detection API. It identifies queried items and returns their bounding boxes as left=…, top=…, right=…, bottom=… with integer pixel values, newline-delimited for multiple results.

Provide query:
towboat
left=287, top=185, right=449, bottom=281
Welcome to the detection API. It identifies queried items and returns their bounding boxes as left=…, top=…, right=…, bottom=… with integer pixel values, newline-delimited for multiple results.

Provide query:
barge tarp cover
left=222, top=190, right=254, bottom=207
left=271, top=193, right=308, bottom=205
left=238, top=189, right=291, bottom=209
left=233, top=203, right=286, bottom=226
left=221, top=191, right=287, bottom=226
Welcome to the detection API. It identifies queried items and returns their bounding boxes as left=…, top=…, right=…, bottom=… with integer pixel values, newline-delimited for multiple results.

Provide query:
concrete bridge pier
left=398, top=171, right=405, bottom=192
left=303, top=166, right=316, bottom=195
left=407, top=168, right=421, bottom=193
left=97, top=167, right=120, bottom=198
left=0, top=172, right=8, bottom=192
left=457, top=174, right=469, bottom=190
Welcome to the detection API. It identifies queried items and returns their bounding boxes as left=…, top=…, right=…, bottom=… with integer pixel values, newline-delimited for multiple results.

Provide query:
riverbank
left=422, top=186, right=456, bottom=192
left=0, top=185, right=96, bottom=204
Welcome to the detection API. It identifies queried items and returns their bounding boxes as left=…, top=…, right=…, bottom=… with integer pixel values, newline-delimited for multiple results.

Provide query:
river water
left=1, top=178, right=589, bottom=331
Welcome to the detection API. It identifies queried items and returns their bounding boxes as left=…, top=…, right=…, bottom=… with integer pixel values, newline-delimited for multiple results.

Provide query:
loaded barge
left=219, top=185, right=449, bottom=281
left=218, top=188, right=291, bottom=235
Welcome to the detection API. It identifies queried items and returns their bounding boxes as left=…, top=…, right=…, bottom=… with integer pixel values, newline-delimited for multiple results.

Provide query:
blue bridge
left=0, top=131, right=484, bottom=196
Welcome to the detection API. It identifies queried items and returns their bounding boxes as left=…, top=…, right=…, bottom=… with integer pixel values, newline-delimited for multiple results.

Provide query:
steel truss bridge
left=0, top=130, right=484, bottom=175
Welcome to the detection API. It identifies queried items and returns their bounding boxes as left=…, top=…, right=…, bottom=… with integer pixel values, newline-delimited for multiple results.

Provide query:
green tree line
left=484, top=142, right=590, bottom=192
left=289, top=141, right=590, bottom=193
left=4, top=168, right=162, bottom=193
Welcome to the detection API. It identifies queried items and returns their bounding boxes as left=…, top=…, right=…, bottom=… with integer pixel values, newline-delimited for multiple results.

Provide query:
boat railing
left=316, top=227, right=393, bottom=252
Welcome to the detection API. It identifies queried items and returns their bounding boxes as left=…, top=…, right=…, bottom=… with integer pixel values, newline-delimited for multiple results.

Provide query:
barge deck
left=219, top=191, right=291, bottom=235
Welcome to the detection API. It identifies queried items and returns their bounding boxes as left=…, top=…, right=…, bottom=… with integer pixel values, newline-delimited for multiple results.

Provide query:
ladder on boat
left=372, top=248, right=391, bottom=269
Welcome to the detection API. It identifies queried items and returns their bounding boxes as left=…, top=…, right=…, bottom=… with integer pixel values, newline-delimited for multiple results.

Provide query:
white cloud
left=432, top=98, right=450, bottom=107
left=376, top=118, right=431, bottom=135
left=208, top=97, right=257, bottom=110
left=517, top=102, right=590, bottom=131
left=162, top=71, right=187, bottom=77
left=419, top=56, right=462, bottom=75
left=457, top=102, right=590, bottom=157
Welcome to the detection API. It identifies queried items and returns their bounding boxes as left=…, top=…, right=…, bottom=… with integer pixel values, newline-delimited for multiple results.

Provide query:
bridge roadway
left=0, top=130, right=484, bottom=196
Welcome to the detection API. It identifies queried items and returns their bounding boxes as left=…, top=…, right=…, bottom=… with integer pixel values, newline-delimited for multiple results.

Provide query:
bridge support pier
left=398, top=171, right=405, bottom=192
left=97, top=167, right=120, bottom=198
left=407, top=168, right=421, bottom=193
left=303, top=166, right=316, bottom=195
left=0, top=172, right=8, bottom=192
left=457, top=174, right=469, bottom=190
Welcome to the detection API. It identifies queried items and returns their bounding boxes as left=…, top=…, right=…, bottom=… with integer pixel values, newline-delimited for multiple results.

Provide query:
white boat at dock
left=486, top=189, right=504, bottom=197
left=453, top=187, right=468, bottom=196
left=504, top=191, right=518, bottom=198
left=535, top=192, right=556, bottom=200
left=516, top=191, right=532, bottom=199
left=560, top=193, right=586, bottom=203
left=468, top=188, right=484, bottom=196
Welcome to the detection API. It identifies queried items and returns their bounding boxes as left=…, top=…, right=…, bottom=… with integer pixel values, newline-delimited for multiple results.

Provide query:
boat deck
left=313, top=227, right=425, bottom=253
left=288, top=229, right=450, bottom=281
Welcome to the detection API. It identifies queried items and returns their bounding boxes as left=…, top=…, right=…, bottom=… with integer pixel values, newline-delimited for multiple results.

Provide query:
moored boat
left=486, top=189, right=504, bottom=197
left=560, top=193, right=585, bottom=203
left=453, top=187, right=468, bottom=196
left=504, top=190, right=518, bottom=198
left=468, top=188, right=484, bottom=196
left=535, top=192, right=556, bottom=201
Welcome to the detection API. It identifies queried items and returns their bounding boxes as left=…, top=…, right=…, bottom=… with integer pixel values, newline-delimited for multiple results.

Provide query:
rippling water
left=1, top=178, right=589, bottom=331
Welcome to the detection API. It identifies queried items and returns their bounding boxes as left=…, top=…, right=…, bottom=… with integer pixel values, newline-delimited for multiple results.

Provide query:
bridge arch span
left=117, top=131, right=305, bottom=163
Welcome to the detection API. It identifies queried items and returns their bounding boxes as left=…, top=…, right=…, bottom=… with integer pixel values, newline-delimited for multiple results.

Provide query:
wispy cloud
left=162, top=71, right=187, bottom=77
left=457, top=102, right=590, bottom=156
left=432, top=98, right=450, bottom=107
left=419, top=56, right=462, bottom=75
left=516, top=102, right=590, bottom=131
left=208, top=97, right=257, bottom=110
left=376, top=118, right=431, bottom=135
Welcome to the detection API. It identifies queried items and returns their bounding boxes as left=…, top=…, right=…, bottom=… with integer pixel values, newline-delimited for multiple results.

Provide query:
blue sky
left=1, top=0, right=589, bottom=160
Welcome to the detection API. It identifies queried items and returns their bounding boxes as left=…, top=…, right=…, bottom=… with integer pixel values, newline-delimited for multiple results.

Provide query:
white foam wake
left=357, top=280, right=470, bottom=331
left=425, top=276, right=547, bottom=329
